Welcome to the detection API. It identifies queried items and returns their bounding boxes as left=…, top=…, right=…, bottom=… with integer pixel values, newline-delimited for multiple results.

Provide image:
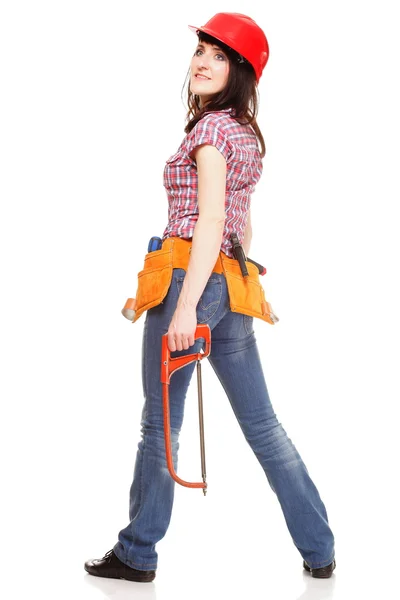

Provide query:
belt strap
left=161, top=237, right=224, bottom=274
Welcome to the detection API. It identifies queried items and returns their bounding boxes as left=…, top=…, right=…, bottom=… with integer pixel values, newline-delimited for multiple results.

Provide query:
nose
left=197, top=54, right=210, bottom=70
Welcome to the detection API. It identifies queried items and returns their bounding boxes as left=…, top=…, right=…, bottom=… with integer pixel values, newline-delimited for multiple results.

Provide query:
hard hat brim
left=188, top=24, right=236, bottom=55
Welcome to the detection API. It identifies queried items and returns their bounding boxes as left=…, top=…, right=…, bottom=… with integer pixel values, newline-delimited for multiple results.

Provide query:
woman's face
left=189, top=40, right=230, bottom=104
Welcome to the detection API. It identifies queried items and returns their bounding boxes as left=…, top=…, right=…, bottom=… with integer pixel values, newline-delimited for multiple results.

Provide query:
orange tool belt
left=122, top=236, right=279, bottom=325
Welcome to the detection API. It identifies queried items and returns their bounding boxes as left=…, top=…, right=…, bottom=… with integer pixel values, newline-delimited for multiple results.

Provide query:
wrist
left=177, top=295, right=197, bottom=310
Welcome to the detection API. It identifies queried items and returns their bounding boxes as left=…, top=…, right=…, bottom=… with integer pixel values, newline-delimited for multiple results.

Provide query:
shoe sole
left=84, top=564, right=155, bottom=583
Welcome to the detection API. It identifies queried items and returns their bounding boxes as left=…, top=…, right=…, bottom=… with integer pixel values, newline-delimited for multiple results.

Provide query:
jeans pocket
left=176, top=274, right=222, bottom=323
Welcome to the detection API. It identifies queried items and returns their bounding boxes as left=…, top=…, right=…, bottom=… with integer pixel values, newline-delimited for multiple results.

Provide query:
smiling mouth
left=195, top=74, right=211, bottom=80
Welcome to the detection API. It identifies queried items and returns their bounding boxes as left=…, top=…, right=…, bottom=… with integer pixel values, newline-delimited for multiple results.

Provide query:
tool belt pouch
left=132, top=245, right=173, bottom=323
left=220, top=254, right=279, bottom=325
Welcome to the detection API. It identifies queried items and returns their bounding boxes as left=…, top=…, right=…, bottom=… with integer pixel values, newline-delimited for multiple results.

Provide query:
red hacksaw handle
left=161, top=323, right=211, bottom=384
left=160, top=323, right=211, bottom=490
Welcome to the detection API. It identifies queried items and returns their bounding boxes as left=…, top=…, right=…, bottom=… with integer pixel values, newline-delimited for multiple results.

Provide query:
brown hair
left=182, top=30, right=266, bottom=158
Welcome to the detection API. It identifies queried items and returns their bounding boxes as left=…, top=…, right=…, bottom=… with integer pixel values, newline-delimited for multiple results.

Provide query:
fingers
left=167, top=332, right=177, bottom=352
left=167, top=333, right=193, bottom=352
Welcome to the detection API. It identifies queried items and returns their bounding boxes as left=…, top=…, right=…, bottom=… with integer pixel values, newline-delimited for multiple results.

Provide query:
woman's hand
left=167, top=304, right=197, bottom=352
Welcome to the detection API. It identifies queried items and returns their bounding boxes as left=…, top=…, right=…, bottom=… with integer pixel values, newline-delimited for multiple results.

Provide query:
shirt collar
left=211, top=107, right=236, bottom=116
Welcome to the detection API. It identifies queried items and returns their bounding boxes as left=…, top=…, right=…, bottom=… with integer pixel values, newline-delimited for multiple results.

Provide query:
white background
left=1, top=1, right=399, bottom=599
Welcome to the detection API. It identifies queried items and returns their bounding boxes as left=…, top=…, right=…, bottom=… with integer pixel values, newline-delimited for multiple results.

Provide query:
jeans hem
left=306, top=553, right=335, bottom=569
left=113, top=545, right=157, bottom=571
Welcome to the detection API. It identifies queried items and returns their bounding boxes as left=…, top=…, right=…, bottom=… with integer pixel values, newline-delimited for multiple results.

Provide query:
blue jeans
left=113, top=268, right=335, bottom=571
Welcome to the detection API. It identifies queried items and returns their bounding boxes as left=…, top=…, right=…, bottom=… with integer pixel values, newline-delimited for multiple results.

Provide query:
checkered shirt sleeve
left=185, top=114, right=232, bottom=162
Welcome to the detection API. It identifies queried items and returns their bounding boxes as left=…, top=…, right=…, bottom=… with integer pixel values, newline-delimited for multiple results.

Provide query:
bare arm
left=177, top=143, right=226, bottom=310
left=167, top=143, right=226, bottom=351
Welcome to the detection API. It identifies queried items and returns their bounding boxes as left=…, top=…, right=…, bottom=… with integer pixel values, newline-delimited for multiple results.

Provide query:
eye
left=195, top=49, right=203, bottom=56
left=215, top=53, right=226, bottom=60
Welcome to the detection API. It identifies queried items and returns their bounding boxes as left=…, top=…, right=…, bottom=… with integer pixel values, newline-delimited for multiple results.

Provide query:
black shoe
left=84, top=549, right=156, bottom=582
left=303, top=559, right=336, bottom=578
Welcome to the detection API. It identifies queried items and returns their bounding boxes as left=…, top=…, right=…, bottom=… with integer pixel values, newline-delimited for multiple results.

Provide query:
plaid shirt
left=161, top=108, right=263, bottom=258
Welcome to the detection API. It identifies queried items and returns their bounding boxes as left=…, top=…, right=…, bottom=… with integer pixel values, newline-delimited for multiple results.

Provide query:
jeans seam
left=243, top=314, right=253, bottom=335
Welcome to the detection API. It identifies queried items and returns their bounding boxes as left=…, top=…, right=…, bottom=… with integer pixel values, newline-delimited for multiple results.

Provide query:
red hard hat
left=188, top=12, right=269, bottom=82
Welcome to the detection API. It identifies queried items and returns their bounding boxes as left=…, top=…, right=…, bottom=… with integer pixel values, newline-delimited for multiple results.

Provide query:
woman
left=84, top=12, right=336, bottom=583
